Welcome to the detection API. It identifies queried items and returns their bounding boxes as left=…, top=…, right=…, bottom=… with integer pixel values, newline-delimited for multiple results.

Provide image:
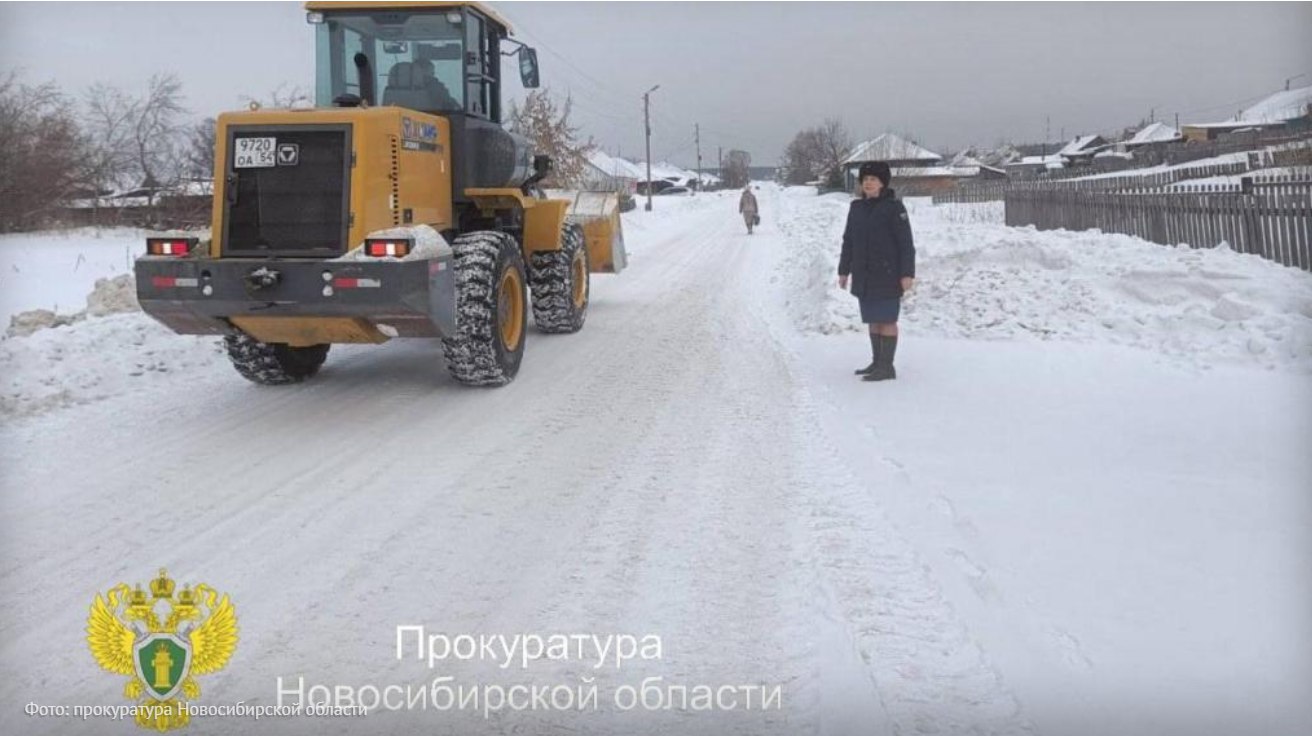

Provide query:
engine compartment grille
left=223, top=126, right=351, bottom=256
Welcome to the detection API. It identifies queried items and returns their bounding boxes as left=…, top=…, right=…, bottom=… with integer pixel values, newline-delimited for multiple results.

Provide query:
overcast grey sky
left=2, top=2, right=1310, bottom=166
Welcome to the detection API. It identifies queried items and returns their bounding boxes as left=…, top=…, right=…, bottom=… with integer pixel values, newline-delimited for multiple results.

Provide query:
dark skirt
left=858, top=295, right=901, bottom=324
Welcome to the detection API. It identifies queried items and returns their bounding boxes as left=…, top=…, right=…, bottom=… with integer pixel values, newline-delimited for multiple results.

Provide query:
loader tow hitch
left=244, top=267, right=282, bottom=292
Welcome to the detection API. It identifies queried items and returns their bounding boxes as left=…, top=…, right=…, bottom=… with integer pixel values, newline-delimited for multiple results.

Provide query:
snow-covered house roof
left=587, top=150, right=643, bottom=180
left=636, top=161, right=693, bottom=181
left=654, top=161, right=687, bottom=179
left=64, top=179, right=213, bottom=209
left=1125, top=122, right=1181, bottom=146
left=1237, top=85, right=1312, bottom=124
left=166, top=179, right=215, bottom=197
left=890, top=166, right=987, bottom=178
left=1015, top=154, right=1066, bottom=166
left=949, top=150, right=983, bottom=168
left=983, top=147, right=1024, bottom=167
left=843, top=133, right=942, bottom=164
left=1057, top=135, right=1105, bottom=157
left=1184, top=86, right=1312, bottom=131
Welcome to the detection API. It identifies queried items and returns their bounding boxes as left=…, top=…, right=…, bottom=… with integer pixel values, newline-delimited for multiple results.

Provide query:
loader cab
left=307, top=1, right=538, bottom=123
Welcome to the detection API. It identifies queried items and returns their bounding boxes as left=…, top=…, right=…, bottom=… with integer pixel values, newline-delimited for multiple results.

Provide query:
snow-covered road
left=2, top=187, right=1309, bottom=735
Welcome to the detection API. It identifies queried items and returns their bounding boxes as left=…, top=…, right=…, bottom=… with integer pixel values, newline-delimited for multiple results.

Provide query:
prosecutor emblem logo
left=86, top=569, right=238, bottom=731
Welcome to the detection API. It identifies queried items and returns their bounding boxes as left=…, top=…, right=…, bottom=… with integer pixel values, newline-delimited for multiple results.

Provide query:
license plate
left=234, top=137, right=277, bottom=168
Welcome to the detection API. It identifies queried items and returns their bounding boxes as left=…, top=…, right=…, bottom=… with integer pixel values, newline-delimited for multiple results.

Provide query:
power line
left=1160, top=72, right=1311, bottom=120
left=498, top=7, right=781, bottom=161
left=497, top=7, right=646, bottom=115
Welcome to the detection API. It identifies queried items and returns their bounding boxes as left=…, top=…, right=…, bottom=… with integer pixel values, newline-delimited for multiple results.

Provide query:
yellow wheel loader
left=135, top=1, right=626, bottom=386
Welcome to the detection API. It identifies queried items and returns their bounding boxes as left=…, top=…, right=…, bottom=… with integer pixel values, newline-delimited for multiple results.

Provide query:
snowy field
left=1, top=187, right=1309, bottom=735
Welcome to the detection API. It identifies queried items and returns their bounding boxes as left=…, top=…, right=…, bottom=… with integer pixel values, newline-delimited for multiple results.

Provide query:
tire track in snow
left=3, top=190, right=1031, bottom=736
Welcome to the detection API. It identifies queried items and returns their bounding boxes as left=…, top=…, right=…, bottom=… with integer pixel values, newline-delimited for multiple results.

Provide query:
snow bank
left=0, top=228, right=221, bottom=417
left=0, top=312, right=224, bottom=418
left=773, top=187, right=1312, bottom=372
left=6, top=274, right=140, bottom=337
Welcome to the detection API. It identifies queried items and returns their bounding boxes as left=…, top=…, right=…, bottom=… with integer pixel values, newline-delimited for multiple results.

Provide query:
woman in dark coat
left=837, top=161, right=915, bottom=381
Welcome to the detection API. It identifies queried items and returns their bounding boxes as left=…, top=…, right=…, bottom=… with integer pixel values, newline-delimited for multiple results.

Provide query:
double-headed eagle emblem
left=87, top=569, right=238, bottom=731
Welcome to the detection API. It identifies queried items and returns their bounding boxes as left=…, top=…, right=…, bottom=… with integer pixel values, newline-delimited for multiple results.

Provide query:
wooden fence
left=931, top=149, right=1309, bottom=204
left=1005, top=174, right=1312, bottom=271
left=933, top=166, right=1281, bottom=202
left=932, top=182, right=1010, bottom=204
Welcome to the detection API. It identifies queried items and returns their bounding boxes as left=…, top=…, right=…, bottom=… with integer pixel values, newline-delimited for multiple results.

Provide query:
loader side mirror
left=518, top=47, right=540, bottom=89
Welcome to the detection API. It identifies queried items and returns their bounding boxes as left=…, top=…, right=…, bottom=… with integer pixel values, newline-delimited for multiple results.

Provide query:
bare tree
left=781, top=118, right=851, bottom=188
left=781, top=130, right=823, bottom=185
left=508, top=88, right=595, bottom=188
left=185, top=117, right=217, bottom=180
left=0, top=72, right=83, bottom=231
left=81, top=81, right=137, bottom=202
left=82, top=74, right=190, bottom=208
left=130, top=74, right=189, bottom=206
left=723, top=149, right=752, bottom=189
left=816, top=118, right=851, bottom=176
left=240, top=83, right=313, bottom=109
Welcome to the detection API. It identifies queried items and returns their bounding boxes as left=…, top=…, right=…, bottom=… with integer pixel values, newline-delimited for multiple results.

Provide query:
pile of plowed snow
left=0, top=229, right=225, bottom=418
left=773, top=188, right=1312, bottom=372
left=0, top=312, right=224, bottom=418
left=6, top=273, right=140, bottom=337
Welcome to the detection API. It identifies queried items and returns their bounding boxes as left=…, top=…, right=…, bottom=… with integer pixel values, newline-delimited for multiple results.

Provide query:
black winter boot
left=855, top=333, right=881, bottom=375
left=863, top=335, right=898, bottom=381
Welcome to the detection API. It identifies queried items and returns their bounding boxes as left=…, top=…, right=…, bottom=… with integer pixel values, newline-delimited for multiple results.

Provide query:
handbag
left=753, top=214, right=761, bottom=226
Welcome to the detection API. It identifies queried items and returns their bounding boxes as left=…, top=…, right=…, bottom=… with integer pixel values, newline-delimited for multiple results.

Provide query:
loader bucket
left=564, top=191, right=627, bottom=274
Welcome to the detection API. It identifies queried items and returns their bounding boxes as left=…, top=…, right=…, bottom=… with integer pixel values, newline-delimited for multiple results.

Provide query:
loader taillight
left=331, top=277, right=382, bottom=289
left=365, top=239, right=411, bottom=258
left=150, top=276, right=200, bottom=289
left=146, top=237, right=197, bottom=256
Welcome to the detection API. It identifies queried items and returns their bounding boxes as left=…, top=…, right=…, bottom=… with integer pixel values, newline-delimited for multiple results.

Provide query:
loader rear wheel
left=223, top=333, right=330, bottom=385
left=529, top=222, right=589, bottom=334
left=441, top=230, right=527, bottom=386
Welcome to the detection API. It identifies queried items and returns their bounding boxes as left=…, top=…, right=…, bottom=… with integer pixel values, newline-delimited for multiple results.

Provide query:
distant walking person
left=739, top=185, right=759, bottom=234
left=838, top=161, right=915, bottom=381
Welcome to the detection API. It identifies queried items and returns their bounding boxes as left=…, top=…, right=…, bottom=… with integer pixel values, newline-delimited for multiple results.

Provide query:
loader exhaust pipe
left=354, top=52, right=375, bottom=106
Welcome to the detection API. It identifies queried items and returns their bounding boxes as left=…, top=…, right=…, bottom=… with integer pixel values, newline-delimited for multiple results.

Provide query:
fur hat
left=858, top=161, right=891, bottom=187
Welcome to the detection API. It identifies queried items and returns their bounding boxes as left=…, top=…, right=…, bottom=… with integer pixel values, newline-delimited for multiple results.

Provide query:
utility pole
left=643, top=84, right=659, bottom=212
left=1044, top=116, right=1050, bottom=158
left=1174, top=112, right=1179, bottom=131
left=718, top=146, right=723, bottom=184
left=694, top=123, right=702, bottom=195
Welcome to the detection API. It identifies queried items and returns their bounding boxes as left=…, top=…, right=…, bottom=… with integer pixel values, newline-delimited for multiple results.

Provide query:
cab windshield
left=314, top=11, right=465, bottom=113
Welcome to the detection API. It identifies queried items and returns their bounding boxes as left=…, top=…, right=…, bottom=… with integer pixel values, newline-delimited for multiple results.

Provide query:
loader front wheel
left=441, top=230, right=527, bottom=386
left=223, top=333, right=330, bottom=385
left=529, top=222, right=589, bottom=334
